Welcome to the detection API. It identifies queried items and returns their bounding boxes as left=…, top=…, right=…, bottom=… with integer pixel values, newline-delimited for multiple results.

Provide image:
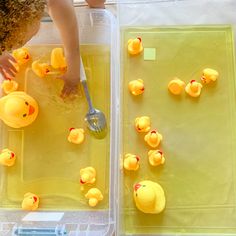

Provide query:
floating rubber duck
left=21, top=192, right=39, bottom=211
left=0, top=91, right=39, bottom=128
left=68, top=128, right=85, bottom=144
left=185, top=80, right=203, bottom=97
left=133, top=180, right=166, bottom=214
left=168, top=78, right=185, bottom=95
left=128, top=37, right=143, bottom=55
left=32, top=60, right=51, bottom=78
left=135, top=116, right=151, bottom=133
left=0, top=148, right=16, bottom=166
left=144, top=130, right=163, bottom=148
left=80, top=167, right=96, bottom=185
left=201, top=68, right=219, bottom=84
left=123, top=153, right=140, bottom=171
left=148, top=150, right=165, bottom=167
left=1, top=79, right=18, bottom=94
left=12, top=48, right=30, bottom=65
left=51, top=48, right=67, bottom=71
left=128, top=79, right=145, bottom=96
left=85, top=188, right=103, bottom=207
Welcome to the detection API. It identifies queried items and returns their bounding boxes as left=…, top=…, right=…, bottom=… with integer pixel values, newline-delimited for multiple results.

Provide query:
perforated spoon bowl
left=80, top=58, right=107, bottom=139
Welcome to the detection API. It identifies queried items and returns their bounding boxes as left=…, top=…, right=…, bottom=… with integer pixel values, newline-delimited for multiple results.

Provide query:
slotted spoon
left=80, top=58, right=107, bottom=139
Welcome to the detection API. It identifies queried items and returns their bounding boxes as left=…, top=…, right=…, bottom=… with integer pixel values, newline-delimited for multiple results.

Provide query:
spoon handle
left=80, top=58, right=95, bottom=113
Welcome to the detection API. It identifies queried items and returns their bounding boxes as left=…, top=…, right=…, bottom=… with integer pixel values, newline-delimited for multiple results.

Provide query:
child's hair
left=0, top=0, right=46, bottom=54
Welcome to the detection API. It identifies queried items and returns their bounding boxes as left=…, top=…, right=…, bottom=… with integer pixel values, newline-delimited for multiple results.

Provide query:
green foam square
left=144, top=48, right=156, bottom=61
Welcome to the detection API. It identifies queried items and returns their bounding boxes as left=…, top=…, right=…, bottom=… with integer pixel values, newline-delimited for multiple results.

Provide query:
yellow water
left=0, top=45, right=110, bottom=210
left=121, top=26, right=236, bottom=234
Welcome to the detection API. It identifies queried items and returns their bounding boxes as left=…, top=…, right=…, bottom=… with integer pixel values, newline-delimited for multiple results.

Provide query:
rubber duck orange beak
left=24, top=54, right=29, bottom=60
left=28, top=105, right=35, bottom=116
left=10, top=153, right=15, bottom=159
left=134, top=183, right=141, bottom=192
left=33, top=196, right=38, bottom=203
left=80, top=179, right=85, bottom=184
left=136, top=156, right=140, bottom=162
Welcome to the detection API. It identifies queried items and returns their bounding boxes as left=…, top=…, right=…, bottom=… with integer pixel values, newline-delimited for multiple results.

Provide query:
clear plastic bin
left=0, top=8, right=117, bottom=236
left=118, top=0, right=236, bottom=235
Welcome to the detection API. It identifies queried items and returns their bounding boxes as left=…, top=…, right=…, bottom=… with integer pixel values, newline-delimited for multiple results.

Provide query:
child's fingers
left=0, top=67, right=10, bottom=79
left=61, top=86, right=71, bottom=99
left=61, top=84, right=78, bottom=99
left=7, top=54, right=17, bottom=64
left=2, top=67, right=16, bottom=78
left=5, top=61, right=17, bottom=73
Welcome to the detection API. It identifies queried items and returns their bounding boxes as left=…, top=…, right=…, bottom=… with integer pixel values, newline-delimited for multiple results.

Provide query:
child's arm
left=47, top=0, right=80, bottom=98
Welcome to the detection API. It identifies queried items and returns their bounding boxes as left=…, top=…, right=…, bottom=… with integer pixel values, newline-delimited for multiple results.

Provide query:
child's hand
left=0, top=52, right=17, bottom=79
left=60, top=69, right=81, bottom=99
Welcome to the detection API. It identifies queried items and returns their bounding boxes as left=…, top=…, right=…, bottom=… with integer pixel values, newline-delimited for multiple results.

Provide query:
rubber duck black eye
left=25, top=102, right=29, bottom=106
left=23, top=114, right=27, bottom=117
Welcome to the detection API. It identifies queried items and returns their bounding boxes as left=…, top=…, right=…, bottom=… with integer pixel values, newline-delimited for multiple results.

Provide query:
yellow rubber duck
left=0, top=91, right=39, bottom=128
left=128, top=37, right=143, bottom=55
left=32, top=60, right=51, bottom=78
left=80, top=167, right=96, bottom=185
left=133, top=180, right=166, bottom=214
left=148, top=150, right=165, bottom=166
left=128, top=79, right=145, bottom=96
left=168, top=78, right=185, bottom=95
left=135, top=116, right=151, bottom=133
left=85, top=188, right=103, bottom=207
left=1, top=79, right=18, bottom=94
left=21, top=192, right=39, bottom=211
left=123, top=153, right=140, bottom=171
left=201, top=68, right=219, bottom=84
left=51, top=48, right=67, bottom=71
left=0, top=148, right=16, bottom=167
left=12, top=48, right=30, bottom=65
left=185, top=80, right=203, bottom=97
left=144, top=130, right=163, bottom=148
left=68, top=128, right=85, bottom=144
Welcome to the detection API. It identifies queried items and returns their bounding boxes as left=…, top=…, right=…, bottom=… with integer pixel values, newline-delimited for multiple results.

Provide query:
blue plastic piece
left=14, top=226, right=67, bottom=236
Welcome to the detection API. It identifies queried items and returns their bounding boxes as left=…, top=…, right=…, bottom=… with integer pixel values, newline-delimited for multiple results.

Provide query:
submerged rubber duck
left=32, top=60, right=51, bottom=78
left=0, top=148, right=16, bottom=167
left=12, top=48, right=30, bottom=65
left=168, top=78, right=185, bottom=95
left=85, top=188, right=103, bottom=207
left=0, top=91, right=39, bottom=128
left=80, top=167, right=96, bottom=185
left=185, top=80, right=203, bottom=97
left=21, top=192, right=39, bottom=211
left=129, top=79, right=145, bottom=96
left=123, top=153, right=140, bottom=171
left=68, top=128, right=85, bottom=144
left=133, top=180, right=166, bottom=214
left=135, top=116, right=151, bottom=133
left=144, top=130, right=163, bottom=148
left=51, top=48, right=67, bottom=71
left=148, top=150, right=165, bottom=166
left=1, top=79, right=18, bottom=94
left=201, top=68, right=219, bottom=84
left=128, top=37, right=143, bottom=55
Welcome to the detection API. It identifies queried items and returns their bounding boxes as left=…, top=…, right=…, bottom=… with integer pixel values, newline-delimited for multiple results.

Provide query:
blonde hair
left=0, top=0, right=46, bottom=54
